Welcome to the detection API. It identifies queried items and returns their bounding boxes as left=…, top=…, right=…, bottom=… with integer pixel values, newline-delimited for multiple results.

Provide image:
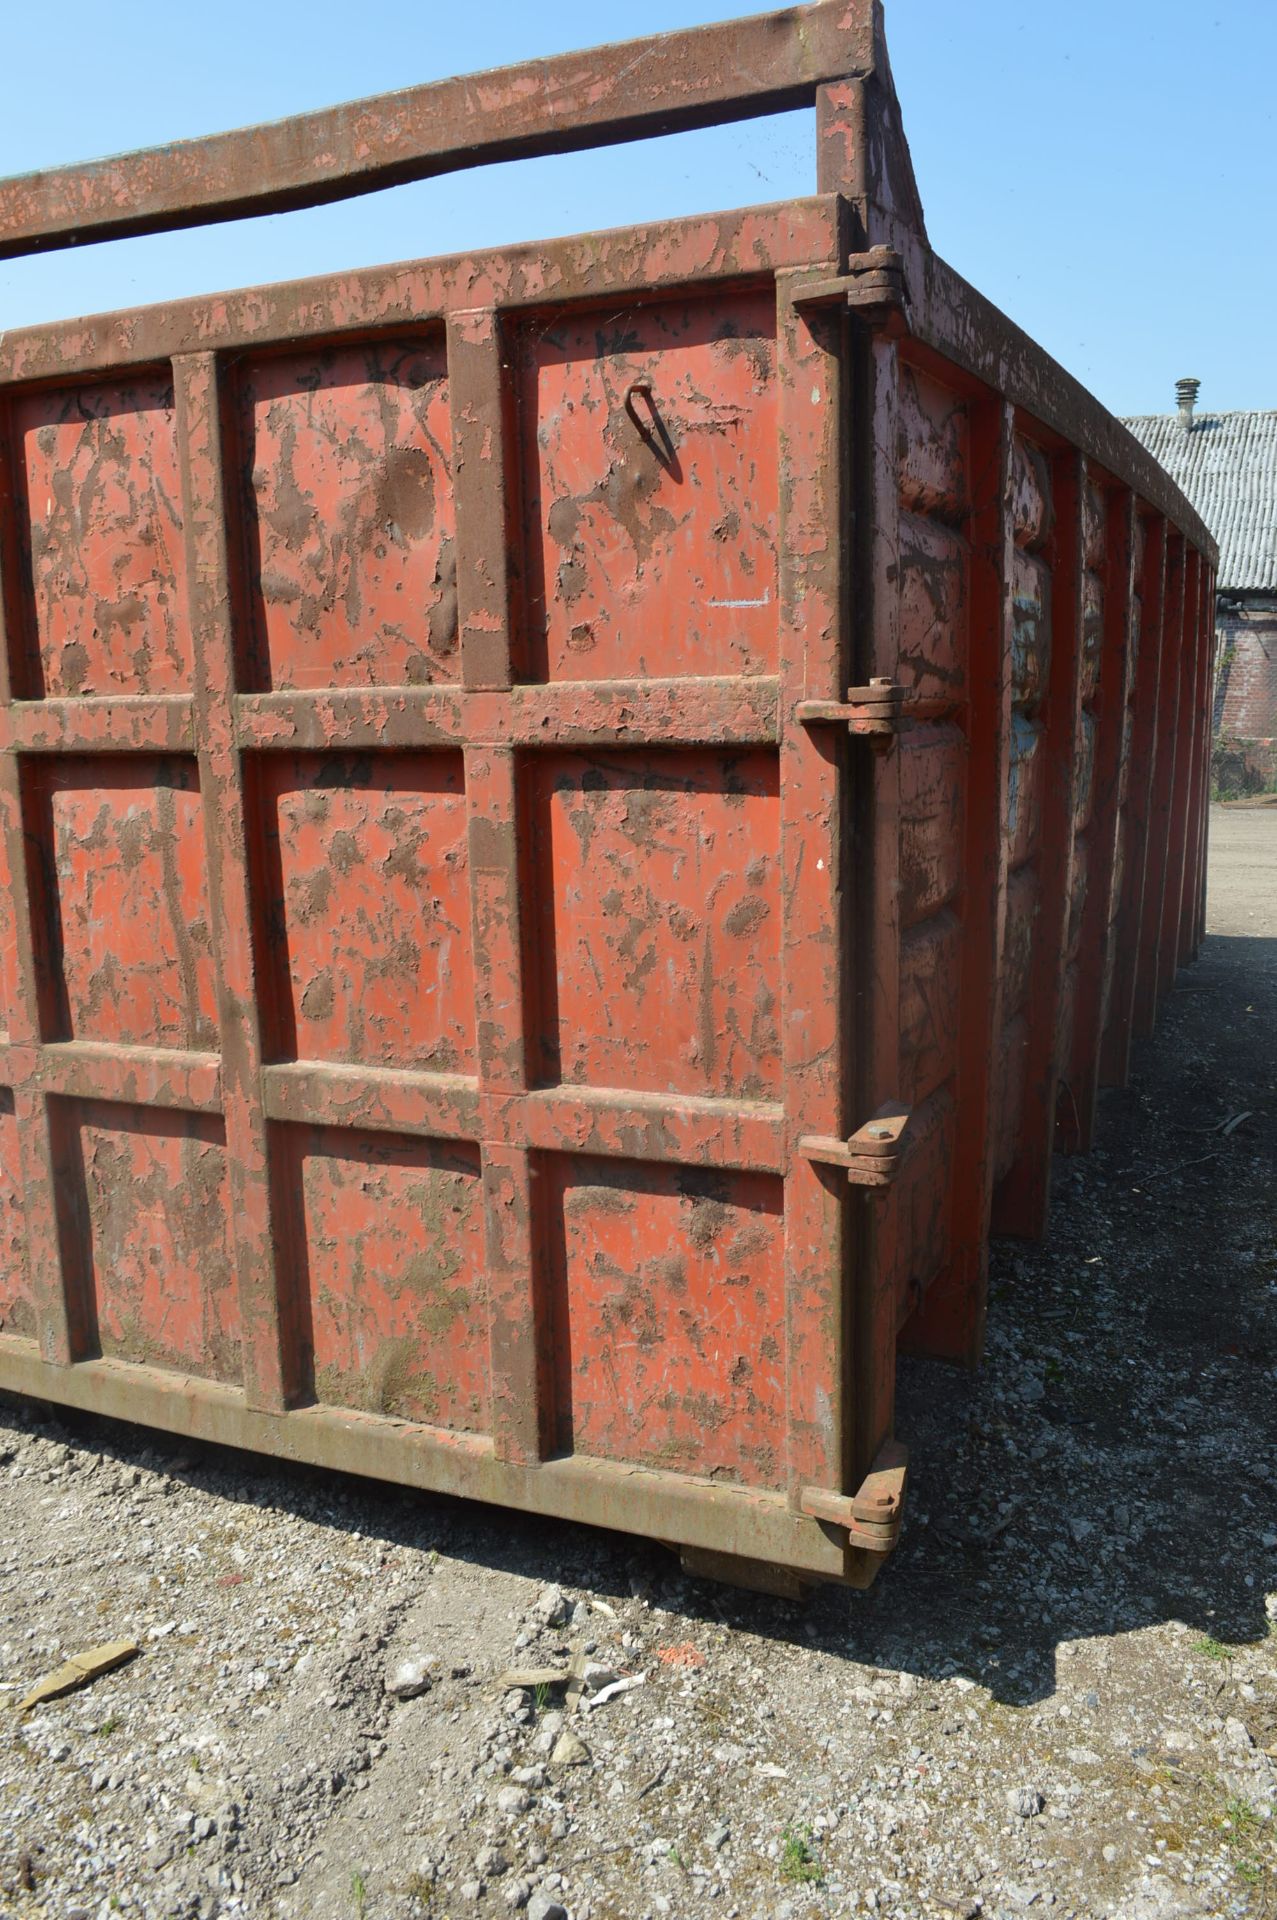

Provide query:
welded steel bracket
left=792, top=247, right=910, bottom=329
left=797, top=678, right=903, bottom=744
left=798, top=1101, right=912, bottom=1187
left=801, top=1440, right=909, bottom=1555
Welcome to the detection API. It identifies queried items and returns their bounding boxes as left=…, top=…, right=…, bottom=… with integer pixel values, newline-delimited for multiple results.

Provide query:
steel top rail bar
left=0, top=2, right=874, bottom=260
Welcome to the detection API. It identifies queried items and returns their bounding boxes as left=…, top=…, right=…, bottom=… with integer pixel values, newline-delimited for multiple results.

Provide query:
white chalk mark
left=707, top=589, right=771, bottom=609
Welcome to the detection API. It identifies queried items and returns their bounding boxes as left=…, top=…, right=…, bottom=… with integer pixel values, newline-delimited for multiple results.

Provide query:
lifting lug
left=798, top=1101, right=912, bottom=1188
left=802, top=1441, right=909, bottom=1556
left=796, top=678, right=903, bottom=746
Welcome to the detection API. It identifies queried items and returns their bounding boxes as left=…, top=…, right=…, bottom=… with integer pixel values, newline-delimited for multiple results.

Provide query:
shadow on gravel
left=6, top=931, right=1275, bottom=1717
left=825, top=926, right=1277, bottom=1706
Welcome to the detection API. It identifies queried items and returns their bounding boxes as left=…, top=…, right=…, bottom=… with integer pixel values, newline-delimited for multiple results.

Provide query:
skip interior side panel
left=0, top=0, right=1216, bottom=1589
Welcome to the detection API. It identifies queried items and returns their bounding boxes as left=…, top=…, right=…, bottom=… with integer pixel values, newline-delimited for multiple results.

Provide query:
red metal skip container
left=0, top=3, right=1215, bottom=1591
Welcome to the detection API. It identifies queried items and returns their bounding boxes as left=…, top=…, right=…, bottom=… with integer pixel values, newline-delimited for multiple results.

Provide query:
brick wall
left=1216, top=602, right=1277, bottom=736
left=1214, top=601, right=1277, bottom=789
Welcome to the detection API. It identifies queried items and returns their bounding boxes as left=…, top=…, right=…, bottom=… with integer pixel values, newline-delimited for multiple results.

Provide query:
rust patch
left=544, top=1153, right=786, bottom=1490
left=274, top=1124, right=488, bottom=1430
left=58, top=1099, right=239, bottom=1382
left=898, top=727, right=964, bottom=926
left=254, top=751, right=474, bottom=1073
left=26, top=756, right=217, bottom=1050
left=0, top=1089, right=34, bottom=1341
left=232, top=337, right=456, bottom=692
left=1011, top=547, right=1051, bottom=706
left=897, top=362, right=967, bottom=520
left=898, top=510, right=969, bottom=699
left=14, top=373, right=188, bottom=699
left=1010, top=433, right=1053, bottom=549
left=518, top=292, right=779, bottom=683
left=525, top=749, right=781, bottom=1101
left=899, top=911, right=961, bottom=1106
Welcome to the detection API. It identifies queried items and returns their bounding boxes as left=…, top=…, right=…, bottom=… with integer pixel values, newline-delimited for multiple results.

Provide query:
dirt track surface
left=0, top=808, right=1274, bottom=1920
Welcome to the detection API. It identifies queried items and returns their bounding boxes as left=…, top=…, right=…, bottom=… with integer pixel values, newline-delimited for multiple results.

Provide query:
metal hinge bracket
left=797, top=678, right=903, bottom=745
left=798, top=1101, right=912, bottom=1188
left=802, top=1441, right=909, bottom=1555
left=792, top=247, right=910, bottom=327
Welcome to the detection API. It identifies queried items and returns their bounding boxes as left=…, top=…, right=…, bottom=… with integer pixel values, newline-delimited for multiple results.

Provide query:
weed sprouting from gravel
left=779, top=1824, right=823, bottom=1885
left=350, top=1867, right=368, bottom=1917
left=1196, top=1634, right=1232, bottom=1660
left=1225, top=1795, right=1261, bottom=1838
left=1214, top=1796, right=1273, bottom=1898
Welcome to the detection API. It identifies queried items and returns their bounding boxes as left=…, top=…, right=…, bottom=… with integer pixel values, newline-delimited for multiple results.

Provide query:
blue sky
left=0, top=2, right=1271, bottom=420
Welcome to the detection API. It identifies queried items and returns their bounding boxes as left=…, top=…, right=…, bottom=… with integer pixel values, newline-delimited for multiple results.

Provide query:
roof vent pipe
left=1176, top=377, right=1200, bottom=429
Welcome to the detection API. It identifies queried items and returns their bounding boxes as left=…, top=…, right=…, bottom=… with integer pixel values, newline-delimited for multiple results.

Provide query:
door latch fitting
left=797, top=679, right=902, bottom=746
left=792, top=247, right=910, bottom=330
left=799, top=1101, right=912, bottom=1188
left=802, top=1441, right=909, bottom=1555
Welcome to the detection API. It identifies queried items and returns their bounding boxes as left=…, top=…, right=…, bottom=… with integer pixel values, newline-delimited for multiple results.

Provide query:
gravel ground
left=1, top=807, right=1274, bottom=1920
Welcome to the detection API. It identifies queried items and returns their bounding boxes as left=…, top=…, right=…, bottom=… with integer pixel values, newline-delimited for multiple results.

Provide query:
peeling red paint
left=518, top=292, right=779, bottom=683
left=273, top=1123, right=488, bottom=1430
left=58, top=1098, right=239, bottom=1382
left=525, top=748, right=781, bottom=1101
left=254, top=751, right=473, bottom=1074
left=546, top=1152, right=787, bottom=1489
left=13, top=374, right=188, bottom=699
left=26, top=755, right=217, bottom=1051
left=231, top=337, right=456, bottom=692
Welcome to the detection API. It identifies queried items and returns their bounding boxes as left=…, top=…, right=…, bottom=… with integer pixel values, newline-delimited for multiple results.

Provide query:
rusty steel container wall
left=0, top=2, right=1215, bottom=1589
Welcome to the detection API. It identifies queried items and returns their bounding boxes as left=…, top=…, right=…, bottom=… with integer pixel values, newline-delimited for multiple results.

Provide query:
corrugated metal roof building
left=1122, top=404, right=1277, bottom=593
left=1124, top=389, right=1277, bottom=787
